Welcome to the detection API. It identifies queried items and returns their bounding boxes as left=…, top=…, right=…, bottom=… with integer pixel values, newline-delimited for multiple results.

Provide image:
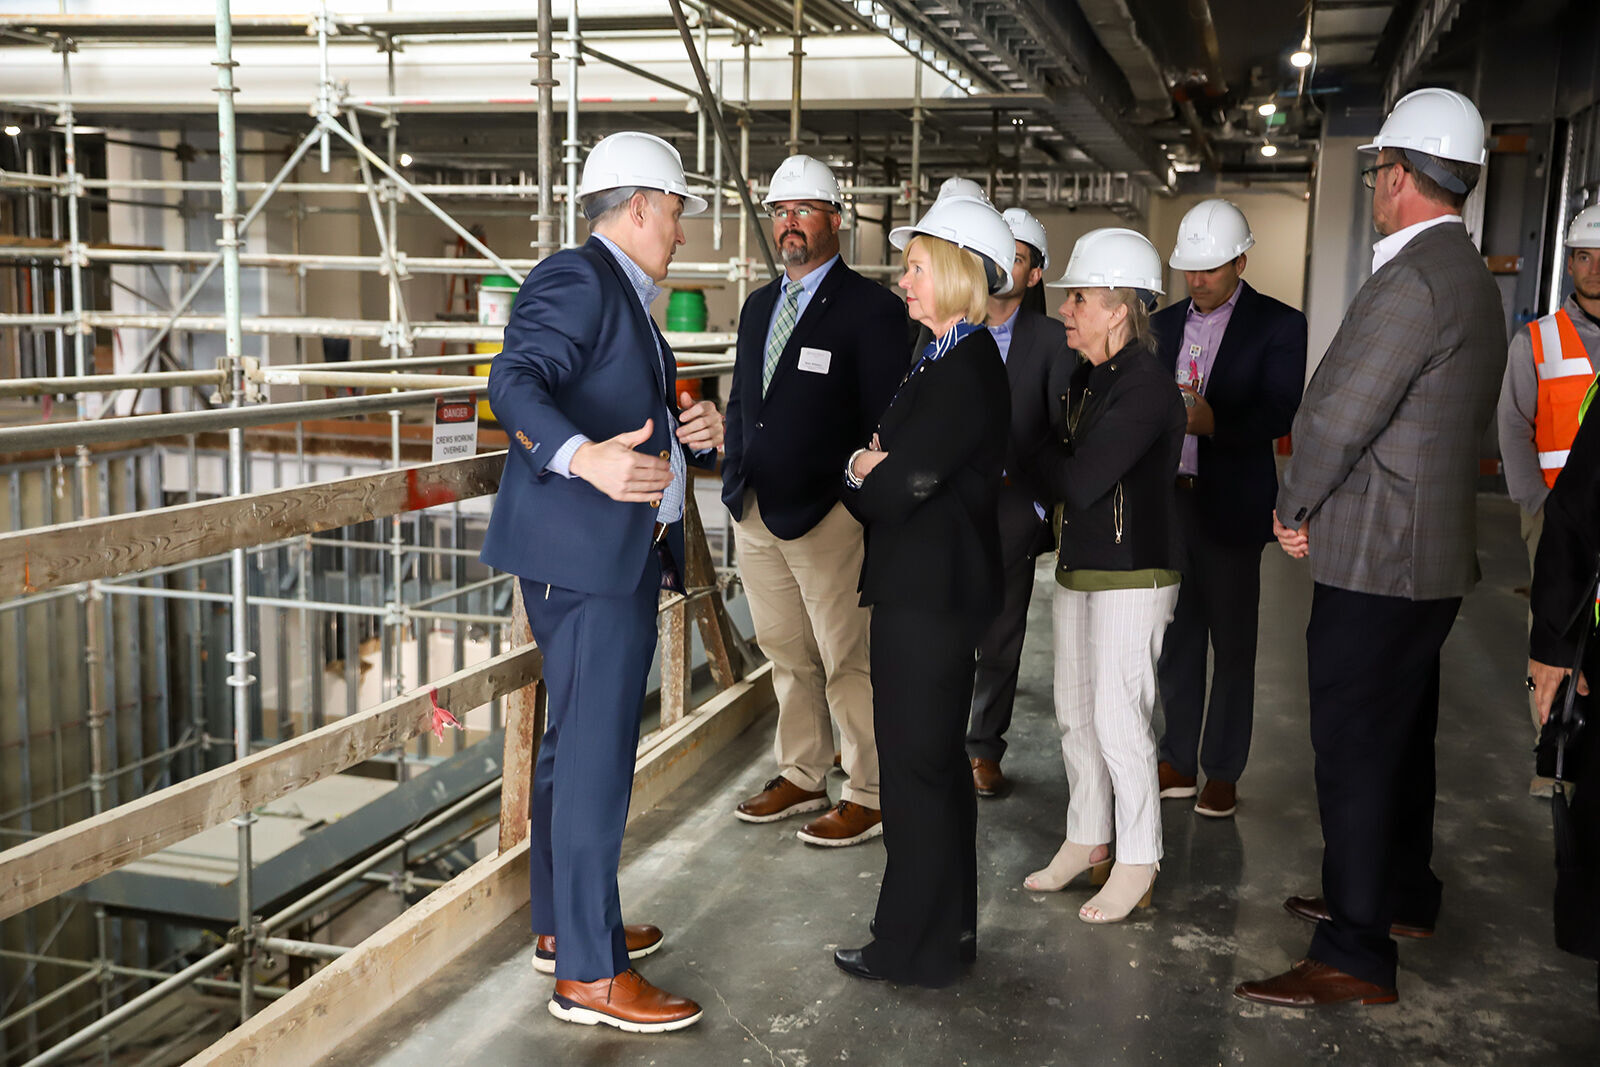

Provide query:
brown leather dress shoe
left=1157, top=760, right=1197, bottom=799
left=1233, top=958, right=1397, bottom=1007
left=533, top=923, right=664, bottom=975
left=1283, top=895, right=1435, bottom=939
left=549, top=969, right=703, bottom=1033
left=734, top=775, right=829, bottom=824
left=1195, top=779, right=1237, bottom=817
left=971, top=757, right=1007, bottom=797
left=796, top=800, right=883, bottom=847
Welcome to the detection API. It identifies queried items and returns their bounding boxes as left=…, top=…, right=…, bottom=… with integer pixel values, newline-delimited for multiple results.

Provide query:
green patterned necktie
left=762, top=280, right=804, bottom=396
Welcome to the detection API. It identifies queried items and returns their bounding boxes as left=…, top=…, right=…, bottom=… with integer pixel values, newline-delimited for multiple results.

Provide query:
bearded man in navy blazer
left=480, top=131, right=722, bottom=1034
left=724, top=155, right=908, bottom=846
left=1152, top=199, right=1306, bottom=820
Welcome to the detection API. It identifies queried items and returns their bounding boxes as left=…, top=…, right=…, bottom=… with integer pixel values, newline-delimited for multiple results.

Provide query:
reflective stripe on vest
left=1529, top=309, right=1596, bottom=487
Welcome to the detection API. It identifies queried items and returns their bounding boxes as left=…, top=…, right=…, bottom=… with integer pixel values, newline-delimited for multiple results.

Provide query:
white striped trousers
left=1051, top=583, right=1180, bottom=865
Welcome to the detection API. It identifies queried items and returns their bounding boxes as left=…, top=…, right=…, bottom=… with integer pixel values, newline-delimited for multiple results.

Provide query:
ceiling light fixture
left=1260, top=142, right=1279, bottom=158
left=1258, top=101, right=1277, bottom=117
left=1289, top=48, right=1313, bottom=69
left=399, top=152, right=414, bottom=167
left=3, top=125, right=20, bottom=137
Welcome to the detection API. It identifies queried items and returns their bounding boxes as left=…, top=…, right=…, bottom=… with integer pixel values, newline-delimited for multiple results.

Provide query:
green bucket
left=665, top=289, right=708, bottom=332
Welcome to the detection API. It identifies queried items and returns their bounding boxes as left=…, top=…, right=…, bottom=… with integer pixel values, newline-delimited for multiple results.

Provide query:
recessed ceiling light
left=1260, top=143, right=1279, bottom=158
left=3, top=125, right=21, bottom=137
left=399, top=152, right=414, bottom=167
left=1290, top=48, right=1313, bottom=69
left=1258, top=102, right=1277, bottom=117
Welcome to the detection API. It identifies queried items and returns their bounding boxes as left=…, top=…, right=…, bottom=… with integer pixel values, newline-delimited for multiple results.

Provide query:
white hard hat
left=1047, top=227, right=1165, bottom=295
left=1169, top=198, right=1255, bottom=271
left=578, top=131, right=708, bottom=216
left=1002, top=207, right=1050, bottom=272
left=890, top=194, right=1016, bottom=296
left=762, top=154, right=843, bottom=208
left=1567, top=204, right=1600, bottom=249
left=1359, top=87, right=1487, bottom=166
left=935, top=177, right=990, bottom=203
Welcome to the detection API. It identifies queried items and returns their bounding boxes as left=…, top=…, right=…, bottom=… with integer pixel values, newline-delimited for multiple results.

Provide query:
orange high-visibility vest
left=1530, top=308, right=1596, bottom=487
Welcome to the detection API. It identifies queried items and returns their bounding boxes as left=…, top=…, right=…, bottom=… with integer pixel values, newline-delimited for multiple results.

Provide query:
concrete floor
left=325, top=495, right=1599, bottom=1066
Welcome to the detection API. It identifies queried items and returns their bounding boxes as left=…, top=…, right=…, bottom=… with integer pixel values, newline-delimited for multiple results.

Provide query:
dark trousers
left=866, top=604, right=981, bottom=987
left=967, top=489, right=1049, bottom=763
left=1156, top=489, right=1265, bottom=782
left=1304, top=582, right=1459, bottom=988
left=520, top=553, right=660, bottom=982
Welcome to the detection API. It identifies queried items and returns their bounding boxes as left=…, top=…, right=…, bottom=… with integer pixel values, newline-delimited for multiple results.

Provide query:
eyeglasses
left=1361, top=161, right=1404, bottom=189
left=769, top=205, right=832, bottom=222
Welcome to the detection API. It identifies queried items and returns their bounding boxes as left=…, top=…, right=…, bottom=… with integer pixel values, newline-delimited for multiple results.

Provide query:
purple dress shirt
left=1176, top=282, right=1242, bottom=476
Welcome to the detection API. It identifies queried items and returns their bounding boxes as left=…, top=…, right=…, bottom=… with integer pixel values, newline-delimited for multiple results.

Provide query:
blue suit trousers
left=520, top=550, right=659, bottom=982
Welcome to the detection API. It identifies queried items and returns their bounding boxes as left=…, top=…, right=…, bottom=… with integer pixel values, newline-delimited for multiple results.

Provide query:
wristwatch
left=1182, top=391, right=1198, bottom=409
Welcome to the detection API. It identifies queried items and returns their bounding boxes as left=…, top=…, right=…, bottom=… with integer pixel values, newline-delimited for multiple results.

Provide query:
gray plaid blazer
left=1276, top=221, right=1506, bottom=601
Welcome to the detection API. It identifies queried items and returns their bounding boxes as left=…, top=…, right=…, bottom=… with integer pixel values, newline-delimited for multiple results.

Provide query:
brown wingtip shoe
left=1157, top=761, right=1197, bottom=799
left=971, top=757, right=1008, bottom=797
left=796, top=800, right=883, bottom=847
left=1195, top=779, right=1237, bottom=818
left=1233, top=958, right=1397, bottom=1007
left=734, top=775, right=830, bottom=824
left=549, top=969, right=703, bottom=1033
left=533, top=924, right=665, bottom=975
left=1283, top=895, right=1435, bottom=939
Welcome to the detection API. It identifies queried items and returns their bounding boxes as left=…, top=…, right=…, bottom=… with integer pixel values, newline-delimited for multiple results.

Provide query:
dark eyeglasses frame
left=1361, top=161, right=1405, bottom=189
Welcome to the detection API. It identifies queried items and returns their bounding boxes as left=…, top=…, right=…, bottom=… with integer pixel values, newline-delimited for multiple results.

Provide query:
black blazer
left=842, top=329, right=1010, bottom=617
left=1025, top=340, right=1186, bottom=574
left=1151, top=281, right=1307, bottom=546
left=722, top=260, right=909, bottom=540
left=1530, top=385, right=1600, bottom=960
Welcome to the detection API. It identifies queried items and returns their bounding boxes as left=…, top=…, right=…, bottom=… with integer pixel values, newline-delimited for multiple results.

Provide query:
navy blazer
left=721, top=260, right=909, bottom=539
left=1151, top=281, right=1307, bottom=546
left=480, top=237, right=711, bottom=596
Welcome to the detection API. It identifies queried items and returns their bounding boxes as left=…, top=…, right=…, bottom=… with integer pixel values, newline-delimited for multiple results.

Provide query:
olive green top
left=1054, top=567, right=1182, bottom=592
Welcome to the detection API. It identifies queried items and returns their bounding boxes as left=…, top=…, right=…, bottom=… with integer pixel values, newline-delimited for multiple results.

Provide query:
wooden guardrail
left=0, top=451, right=504, bottom=599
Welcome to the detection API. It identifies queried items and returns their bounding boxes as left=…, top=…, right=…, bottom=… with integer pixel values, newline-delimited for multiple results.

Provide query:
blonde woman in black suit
left=832, top=194, right=1013, bottom=987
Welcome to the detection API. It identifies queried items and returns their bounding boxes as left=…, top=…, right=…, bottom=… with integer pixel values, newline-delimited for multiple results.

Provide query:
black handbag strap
left=1554, top=550, right=1600, bottom=781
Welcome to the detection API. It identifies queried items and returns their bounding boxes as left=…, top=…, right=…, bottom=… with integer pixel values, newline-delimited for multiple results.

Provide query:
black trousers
left=1304, top=582, right=1460, bottom=988
left=1156, top=488, right=1265, bottom=782
left=967, top=489, right=1049, bottom=763
left=865, top=604, right=981, bottom=987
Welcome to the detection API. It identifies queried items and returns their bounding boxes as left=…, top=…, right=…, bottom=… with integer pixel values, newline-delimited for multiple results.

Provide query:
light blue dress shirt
left=763, top=254, right=839, bottom=353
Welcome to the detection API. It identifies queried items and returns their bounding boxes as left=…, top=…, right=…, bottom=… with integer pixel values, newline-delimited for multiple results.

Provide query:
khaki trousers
left=734, top=494, right=877, bottom=805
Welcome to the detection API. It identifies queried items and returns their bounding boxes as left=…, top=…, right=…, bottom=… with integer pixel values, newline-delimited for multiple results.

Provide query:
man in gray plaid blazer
left=1236, top=88, right=1507, bottom=1008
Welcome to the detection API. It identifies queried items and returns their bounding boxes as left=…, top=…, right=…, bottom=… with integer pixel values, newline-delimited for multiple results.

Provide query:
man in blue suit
left=480, top=131, right=723, bottom=1033
left=1152, top=199, right=1307, bottom=819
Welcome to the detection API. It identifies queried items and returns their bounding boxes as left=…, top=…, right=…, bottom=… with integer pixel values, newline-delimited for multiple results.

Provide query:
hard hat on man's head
left=1359, top=87, right=1486, bottom=195
left=890, top=195, right=1017, bottom=296
left=1567, top=204, right=1600, bottom=250
left=1048, top=228, right=1165, bottom=296
left=936, top=177, right=990, bottom=204
left=1002, top=207, right=1050, bottom=272
left=763, top=154, right=843, bottom=208
left=578, top=131, right=708, bottom=215
left=1169, top=199, right=1254, bottom=271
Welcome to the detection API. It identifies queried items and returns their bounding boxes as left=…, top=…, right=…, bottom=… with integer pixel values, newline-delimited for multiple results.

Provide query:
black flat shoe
left=833, top=947, right=887, bottom=981
left=867, top=922, right=977, bottom=962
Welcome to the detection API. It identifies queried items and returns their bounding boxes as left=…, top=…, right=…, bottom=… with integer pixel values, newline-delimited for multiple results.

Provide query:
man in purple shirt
left=1152, top=199, right=1307, bottom=818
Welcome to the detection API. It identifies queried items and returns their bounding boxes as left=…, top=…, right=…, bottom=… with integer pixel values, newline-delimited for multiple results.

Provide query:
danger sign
left=433, top=396, right=479, bottom=462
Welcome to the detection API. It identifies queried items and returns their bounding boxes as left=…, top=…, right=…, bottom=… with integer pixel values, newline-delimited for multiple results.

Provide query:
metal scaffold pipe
left=0, top=387, right=475, bottom=454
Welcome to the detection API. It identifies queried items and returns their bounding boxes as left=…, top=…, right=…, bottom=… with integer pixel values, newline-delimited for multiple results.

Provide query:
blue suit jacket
left=480, top=237, right=708, bottom=596
left=1151, top=280, right=1307, bottom=546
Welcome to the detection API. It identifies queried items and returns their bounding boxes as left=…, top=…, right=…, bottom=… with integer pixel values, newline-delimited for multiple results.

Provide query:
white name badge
left=1188, top=343, right=1203, bottom=359
left=797, top=347, right=832, bottom=374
